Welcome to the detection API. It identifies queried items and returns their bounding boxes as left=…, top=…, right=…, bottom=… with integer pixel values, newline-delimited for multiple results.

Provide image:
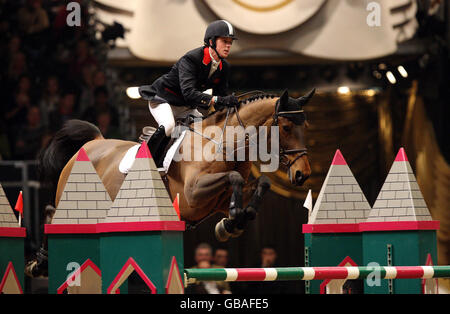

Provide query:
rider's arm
left=178, top=56, right=213, bottom=109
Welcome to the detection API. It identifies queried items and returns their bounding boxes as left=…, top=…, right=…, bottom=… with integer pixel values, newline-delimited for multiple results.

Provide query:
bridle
left=272, top=99, right=308, bottom=170
left=231, top=96, right=308, bottom=171
left=182, top=93, right=308, bottom=171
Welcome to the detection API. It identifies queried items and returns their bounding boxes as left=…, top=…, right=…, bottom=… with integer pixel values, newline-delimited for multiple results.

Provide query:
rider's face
left=214, top=37, right=233, bottom=59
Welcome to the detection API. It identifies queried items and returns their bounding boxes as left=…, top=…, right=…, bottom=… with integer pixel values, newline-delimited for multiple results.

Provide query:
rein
left=182, top=93, right=308, bottom=170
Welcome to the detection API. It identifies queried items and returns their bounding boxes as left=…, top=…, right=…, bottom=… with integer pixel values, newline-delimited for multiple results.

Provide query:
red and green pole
left=184, top=266, right=450, bottom=284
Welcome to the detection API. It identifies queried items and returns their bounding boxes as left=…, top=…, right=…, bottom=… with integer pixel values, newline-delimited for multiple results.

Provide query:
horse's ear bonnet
left=297, top=88, right=315, bottom=107
left=276, top=89, right=314, bottom=125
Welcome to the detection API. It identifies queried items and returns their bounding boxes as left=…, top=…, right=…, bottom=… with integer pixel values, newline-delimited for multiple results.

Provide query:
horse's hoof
left=25, top=246, right=49, bottom=278
left=44, top=204, right=56, bottom=224
left=25, top=259, right=48, bottom=278
left=24, top=260, right=37, bottom=278
left=244, top=206, right=257, bottom=220
left=215, top=218, right=232, bottom=242
left=230, top=228, right=244, bottom=238
left=259, top=175, right=271, bottom=189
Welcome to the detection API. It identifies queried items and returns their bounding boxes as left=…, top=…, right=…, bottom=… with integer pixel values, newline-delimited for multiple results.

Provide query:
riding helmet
left=204, top=20, right=238, bottom=47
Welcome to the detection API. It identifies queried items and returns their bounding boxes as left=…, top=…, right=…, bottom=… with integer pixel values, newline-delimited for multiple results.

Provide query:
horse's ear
left=278, top=89, right=289, bottom=111
left=297, top=88, right=315, bottom=107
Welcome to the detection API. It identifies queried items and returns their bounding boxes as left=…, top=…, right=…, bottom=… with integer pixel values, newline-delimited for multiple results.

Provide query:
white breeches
left=148, top=101, right=203, bottom=136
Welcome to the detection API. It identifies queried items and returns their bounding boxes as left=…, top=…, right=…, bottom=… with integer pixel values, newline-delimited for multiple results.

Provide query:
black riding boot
left=147, top=125, right=171, bottom=168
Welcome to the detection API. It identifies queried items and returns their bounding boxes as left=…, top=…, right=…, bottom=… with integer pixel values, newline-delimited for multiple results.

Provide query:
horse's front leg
left=221, top=175, right=271, bottom=235
left=242, top=175, right=271, bottom=223
left=214, top=174, right=272, bottom=242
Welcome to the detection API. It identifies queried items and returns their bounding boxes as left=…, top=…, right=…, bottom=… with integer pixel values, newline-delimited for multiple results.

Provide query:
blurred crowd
left=0, top=0, right=124, bottom=161
left=185, top=242, right=287, bottom=294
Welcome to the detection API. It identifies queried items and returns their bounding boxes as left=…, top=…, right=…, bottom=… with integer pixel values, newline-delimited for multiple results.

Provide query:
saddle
left=137, top=114, right=199, bottom=143
left=121, top=116, right=196, bottom=175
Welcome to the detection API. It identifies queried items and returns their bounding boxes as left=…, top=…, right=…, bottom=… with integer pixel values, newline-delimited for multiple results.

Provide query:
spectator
left=78, top=64, right=97, bottom=113
left=39, top=75, right=61, bottom=127
left=0, top=17, right=11, bottom=44
left=16, top=74, right=34, bottom=97
left=48, top=90, right=78, bottom=132
left=185, top=243, right=231, bottom=294
left=17, top=0, right=50, bottom=36
left=51, top=0, right=86, bottom=46
left=0, top=34, right=16, bottom=73
left=92, top=69, right=107, bottom=90
left=0, top=35, right=22, bottom=97
left=6, top=35, right=22, bottom=62
left=213, top=247, right=229, bottom=268
left=260, top=245, right=277, bottom=268
left=8, top=52, right=27, bottom=83
left=194, top=242, right=213, bottom=266
left=68, top=39, right=97, bottom=82
left=212, top=246, right=233, bottom=293
left=237, top=245, right=285, bottom=294
left=5, top=90, right=32, bottom=129
left=0, top=123, right=12, bottom=160
left=0, top=0, right=129, bottom=160
left=13, top=106, right=47, bottom=160
left=81, top=86, right=119, bottom=127
left=96, top=110, right=122, bottom=139
left=51, top=0, right=72, bottom=39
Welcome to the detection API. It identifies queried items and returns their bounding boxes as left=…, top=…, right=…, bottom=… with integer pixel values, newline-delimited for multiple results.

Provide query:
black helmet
left=204, top=20, right=238, bottom=47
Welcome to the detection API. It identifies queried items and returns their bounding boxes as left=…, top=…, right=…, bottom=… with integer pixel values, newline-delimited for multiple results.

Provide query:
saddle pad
left=118, top=130, right=187, bottom=174
left=118, top=144, right=140, bottom=174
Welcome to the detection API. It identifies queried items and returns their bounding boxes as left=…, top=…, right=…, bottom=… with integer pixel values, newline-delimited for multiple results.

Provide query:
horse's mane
left=204, top=92, right=279, bottom=124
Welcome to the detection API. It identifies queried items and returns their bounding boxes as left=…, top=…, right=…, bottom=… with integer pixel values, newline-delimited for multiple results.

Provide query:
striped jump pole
left=184, top=266, right=450, bottom=285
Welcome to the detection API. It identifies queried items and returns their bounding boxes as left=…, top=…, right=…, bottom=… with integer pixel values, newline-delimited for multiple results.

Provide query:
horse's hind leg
left=25, top=205, right=55, bottom=277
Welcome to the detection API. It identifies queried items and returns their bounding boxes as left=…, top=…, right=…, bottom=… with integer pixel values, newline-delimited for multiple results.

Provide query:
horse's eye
left=282, top=125, right=291, bottom=132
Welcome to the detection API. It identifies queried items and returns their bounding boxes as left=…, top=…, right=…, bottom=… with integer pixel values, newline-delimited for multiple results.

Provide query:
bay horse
left=39, top=89, right=313, bottom=244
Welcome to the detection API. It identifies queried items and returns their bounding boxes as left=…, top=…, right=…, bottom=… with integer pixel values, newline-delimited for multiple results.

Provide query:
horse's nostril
left=295, top=170, right=309, bottom=185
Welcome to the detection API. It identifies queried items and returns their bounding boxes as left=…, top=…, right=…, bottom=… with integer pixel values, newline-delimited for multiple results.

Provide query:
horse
left=29, top=89, right=313, bottom=275
left=25, top=90, right=315, bottom=277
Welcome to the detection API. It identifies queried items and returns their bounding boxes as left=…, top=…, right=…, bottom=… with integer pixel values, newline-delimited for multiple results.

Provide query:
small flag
left=173, top=193, right=181, bottom=220
left=303, top=189, right=313, bottom=219
left=15, top=191, right=23, bottom=227
left=15, top=191, right=23, bottom=218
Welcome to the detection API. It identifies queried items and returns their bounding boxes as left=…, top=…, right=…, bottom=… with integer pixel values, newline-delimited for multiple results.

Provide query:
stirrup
left=138, top=126, right=156, bottom=143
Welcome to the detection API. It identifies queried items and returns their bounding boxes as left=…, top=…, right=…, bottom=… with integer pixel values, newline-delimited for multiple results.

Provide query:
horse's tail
left=38, top=119, right=102, bottom=206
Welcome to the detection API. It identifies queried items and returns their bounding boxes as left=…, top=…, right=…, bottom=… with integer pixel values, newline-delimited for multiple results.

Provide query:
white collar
left=209, top=47, right=220, bottom=66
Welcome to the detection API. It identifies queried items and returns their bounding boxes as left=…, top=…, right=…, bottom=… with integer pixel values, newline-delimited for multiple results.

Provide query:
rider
left=138, top=20, right=240, bottom=167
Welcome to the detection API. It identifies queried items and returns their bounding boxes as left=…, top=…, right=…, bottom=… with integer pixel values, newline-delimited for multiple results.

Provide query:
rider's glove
left=216, top=95, right=239, bottom=108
